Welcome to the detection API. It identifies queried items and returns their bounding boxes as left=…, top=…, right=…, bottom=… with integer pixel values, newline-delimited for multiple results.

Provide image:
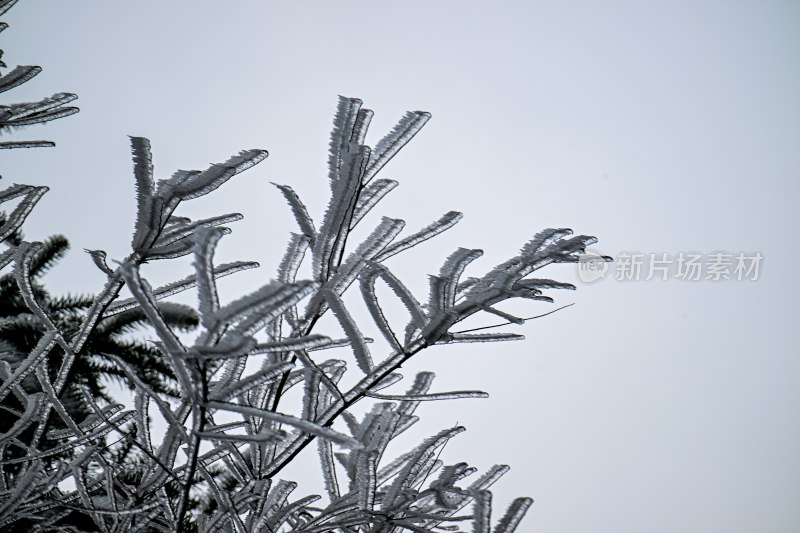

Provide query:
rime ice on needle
left=0, top=89, right=603, bottom=532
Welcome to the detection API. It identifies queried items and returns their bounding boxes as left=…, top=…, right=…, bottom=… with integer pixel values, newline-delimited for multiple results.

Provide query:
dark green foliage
left=0, top=222, right=198, bottom=529
left=0, top=220, right=197, bottom=426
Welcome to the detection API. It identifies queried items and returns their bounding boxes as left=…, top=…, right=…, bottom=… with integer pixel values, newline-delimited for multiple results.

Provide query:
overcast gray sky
left=3, top=1, right=799, bottom=532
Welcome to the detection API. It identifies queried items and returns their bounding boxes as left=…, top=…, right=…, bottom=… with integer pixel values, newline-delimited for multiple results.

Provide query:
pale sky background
left=3, top=1, right=800, bottom=532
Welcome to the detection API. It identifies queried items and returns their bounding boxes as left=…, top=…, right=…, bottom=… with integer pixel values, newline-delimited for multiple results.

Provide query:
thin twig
left=451, top=303, right=574, bottom=334
left=417, top=421, right=458, bottom=490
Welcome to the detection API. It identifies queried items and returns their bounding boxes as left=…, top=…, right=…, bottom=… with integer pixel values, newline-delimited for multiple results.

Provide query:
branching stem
left=174, top=362, right=208, bottom=533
